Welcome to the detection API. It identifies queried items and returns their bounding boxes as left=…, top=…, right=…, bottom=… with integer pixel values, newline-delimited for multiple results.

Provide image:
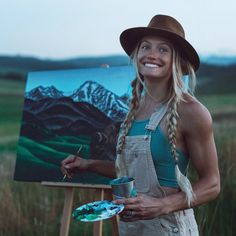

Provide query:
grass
left=193, top=121, right=236, bottom=236
left=0, top=79, right=25, bottom=152
left=0, top=78, right=236, bottom=235
left=198, top=94, right=236, bottom=113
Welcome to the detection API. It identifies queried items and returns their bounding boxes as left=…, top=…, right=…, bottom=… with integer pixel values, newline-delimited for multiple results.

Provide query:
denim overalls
left=117, top=105, right=199, bottom=236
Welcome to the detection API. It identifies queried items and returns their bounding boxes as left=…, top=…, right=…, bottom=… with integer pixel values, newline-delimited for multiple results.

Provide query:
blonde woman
left=61, top=15, right=220, bottom=235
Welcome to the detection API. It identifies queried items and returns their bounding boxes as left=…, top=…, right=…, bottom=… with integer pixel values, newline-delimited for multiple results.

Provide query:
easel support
left=60, top=187, right=75, bottom=236
left=93, top=188, right=104, bottom=236
left=41, top=182, right=119, bottom=236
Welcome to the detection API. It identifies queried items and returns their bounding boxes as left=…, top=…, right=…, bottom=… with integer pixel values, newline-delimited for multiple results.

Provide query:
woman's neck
left=136, top=91, right=170, bottom=120
left=143, top=77, right=171, bottom=104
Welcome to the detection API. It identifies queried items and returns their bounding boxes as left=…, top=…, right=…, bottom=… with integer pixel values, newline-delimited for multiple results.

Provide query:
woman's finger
left=61, top=155, right=76, bottom=165
left=113, top=196, right=138, bottom=205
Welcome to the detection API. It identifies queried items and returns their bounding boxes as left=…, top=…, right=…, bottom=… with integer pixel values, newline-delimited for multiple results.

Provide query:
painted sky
left=0, top=0, right=235, bottom=59
left=26, top=66, right=135, bottom=96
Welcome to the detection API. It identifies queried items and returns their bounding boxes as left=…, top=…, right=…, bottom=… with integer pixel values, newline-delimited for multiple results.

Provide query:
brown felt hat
left=120, top=14, right=200, bottom=72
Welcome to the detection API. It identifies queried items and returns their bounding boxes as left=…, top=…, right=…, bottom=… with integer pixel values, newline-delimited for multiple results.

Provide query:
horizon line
left=1, top=53, right=236, bottom=61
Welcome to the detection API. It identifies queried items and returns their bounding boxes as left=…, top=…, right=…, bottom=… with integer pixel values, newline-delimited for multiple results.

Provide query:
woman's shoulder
left=178, top=94, right=213, bottom=133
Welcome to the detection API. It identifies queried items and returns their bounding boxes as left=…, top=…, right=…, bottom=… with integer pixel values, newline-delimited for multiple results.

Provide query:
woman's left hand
left=113, top=194, right=165, bottom=221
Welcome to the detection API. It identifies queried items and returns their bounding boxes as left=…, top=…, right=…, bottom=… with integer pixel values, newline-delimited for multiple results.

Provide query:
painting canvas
left=14, top=66, right=135, bottom=184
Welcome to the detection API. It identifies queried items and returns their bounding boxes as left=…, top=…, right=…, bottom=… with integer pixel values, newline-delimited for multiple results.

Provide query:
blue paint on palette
left=72, top=200, right=124, bottom=222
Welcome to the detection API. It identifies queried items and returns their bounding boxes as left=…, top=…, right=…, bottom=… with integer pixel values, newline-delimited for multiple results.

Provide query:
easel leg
left=93, top=188, right=104, bottom=236
left=60, top=187, right=74, bottom=236
left=111, top=215, right=120, bottom=236
left=104, top=189, right=119, bottom=236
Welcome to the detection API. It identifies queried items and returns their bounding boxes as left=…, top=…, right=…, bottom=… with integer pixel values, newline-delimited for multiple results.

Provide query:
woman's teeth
left=144, top=63, right=160, bottom=68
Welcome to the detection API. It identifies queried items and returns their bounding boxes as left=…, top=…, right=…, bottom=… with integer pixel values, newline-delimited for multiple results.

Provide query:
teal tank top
left=127, top=119, right=189, bottom=188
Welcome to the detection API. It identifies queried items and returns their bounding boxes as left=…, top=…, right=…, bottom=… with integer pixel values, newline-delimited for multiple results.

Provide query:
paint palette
left=72, top=200, right=124, bottom=222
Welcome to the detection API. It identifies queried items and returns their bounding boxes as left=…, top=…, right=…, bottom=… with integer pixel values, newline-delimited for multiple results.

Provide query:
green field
left=0, top=77, right=236, bottom=235
left=0, top=79, right=25, bottom=152
left=198, top=94, right=236, bottom=113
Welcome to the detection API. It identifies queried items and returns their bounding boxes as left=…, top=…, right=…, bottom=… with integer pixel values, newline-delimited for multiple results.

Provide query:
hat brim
left=120, top=27, right=200, bottom=72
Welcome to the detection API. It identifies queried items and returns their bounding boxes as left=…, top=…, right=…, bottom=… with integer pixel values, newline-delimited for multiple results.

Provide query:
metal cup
left=110, top=176, right=136, bottom=199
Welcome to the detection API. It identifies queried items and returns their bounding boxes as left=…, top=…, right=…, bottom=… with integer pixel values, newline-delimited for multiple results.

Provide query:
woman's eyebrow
left=140, top=40, right=172, bottom=48
left=159, top=42, right=172, bottom=48
left=140, top=40, right=150, bottom=44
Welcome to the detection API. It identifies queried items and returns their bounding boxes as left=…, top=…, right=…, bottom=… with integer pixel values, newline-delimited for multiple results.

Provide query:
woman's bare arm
left=163, top=101, right=220, bottom=212
left=61, top=155, right=117, bottom=179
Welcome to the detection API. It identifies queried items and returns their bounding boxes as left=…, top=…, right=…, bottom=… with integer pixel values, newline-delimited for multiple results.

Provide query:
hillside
left=0, top=55, right=129, bottom=75
left=0, top=55, right=236, bottom=95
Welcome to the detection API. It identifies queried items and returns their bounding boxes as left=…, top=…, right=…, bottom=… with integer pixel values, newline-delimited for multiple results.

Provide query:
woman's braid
left=167, top=96, right=179, bottom=163
left=167, top=95, right=196, bottom=206
left=116, top=78, right=143, bottom=155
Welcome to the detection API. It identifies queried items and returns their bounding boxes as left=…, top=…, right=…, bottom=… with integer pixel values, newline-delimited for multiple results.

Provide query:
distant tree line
left=197, top=63, right=236, bottom=79
left=0, top=72, right=25, bottom=81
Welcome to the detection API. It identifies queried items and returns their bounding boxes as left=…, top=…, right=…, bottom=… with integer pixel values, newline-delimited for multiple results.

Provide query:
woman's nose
left=146, top=49, right=159, bottom=59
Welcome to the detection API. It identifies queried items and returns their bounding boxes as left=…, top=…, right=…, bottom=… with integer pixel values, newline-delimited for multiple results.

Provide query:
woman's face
left=137, top=35, right=173, bottom=81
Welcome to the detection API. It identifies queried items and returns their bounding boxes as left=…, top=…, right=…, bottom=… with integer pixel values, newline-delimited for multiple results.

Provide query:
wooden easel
left=41, top=182, right=119, bottom=236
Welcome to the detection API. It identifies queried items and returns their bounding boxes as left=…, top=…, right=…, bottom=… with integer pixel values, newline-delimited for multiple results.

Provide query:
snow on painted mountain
left=70, top=81, right=129, bottom=121
left=25, top=81, right=129, bottom=121
left=25, top=85, right=64, bottom=100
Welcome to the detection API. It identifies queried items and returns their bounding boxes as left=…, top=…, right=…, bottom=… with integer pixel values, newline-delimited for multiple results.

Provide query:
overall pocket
left=125, top=149, right=150, bottom=193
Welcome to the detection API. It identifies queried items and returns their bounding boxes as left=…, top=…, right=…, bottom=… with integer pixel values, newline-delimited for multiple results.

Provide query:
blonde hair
left=116, top=42, right=197, bottom=206
left=116, top=76, right=143, bottom=155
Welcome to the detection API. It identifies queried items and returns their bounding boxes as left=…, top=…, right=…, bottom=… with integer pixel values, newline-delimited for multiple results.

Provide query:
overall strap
left=145, top=103, right=169, bottom=131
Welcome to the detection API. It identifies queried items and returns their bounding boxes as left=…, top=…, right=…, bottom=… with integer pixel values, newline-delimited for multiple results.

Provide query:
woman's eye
left=159, top=46, right=170, bottom=54
left=140, top=44, right=149, bottom=50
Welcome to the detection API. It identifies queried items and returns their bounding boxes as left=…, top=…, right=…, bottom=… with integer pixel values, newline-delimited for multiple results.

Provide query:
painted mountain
left=25, top=81, right=129, bottom=121
left=25, top=85, right=64, bottom=100
left=15, top=79, right=129, bottom=183
left=70, top=81, right=129, bottom=121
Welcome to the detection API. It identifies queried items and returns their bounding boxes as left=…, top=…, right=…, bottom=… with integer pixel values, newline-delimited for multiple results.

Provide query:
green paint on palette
left=72, top=200, right=124, bottom=222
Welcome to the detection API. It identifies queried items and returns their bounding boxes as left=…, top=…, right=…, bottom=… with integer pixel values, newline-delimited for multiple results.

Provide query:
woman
left=61, top=15, right=220, bottom=235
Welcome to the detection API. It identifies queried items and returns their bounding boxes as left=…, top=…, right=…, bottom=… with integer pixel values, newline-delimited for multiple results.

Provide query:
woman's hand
left=61, top=155, right=90, bottom=178
left=113, top=194, right=165, bottom=221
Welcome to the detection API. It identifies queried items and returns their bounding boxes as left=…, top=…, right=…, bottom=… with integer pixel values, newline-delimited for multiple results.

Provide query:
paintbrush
left=62, top=145, right=83, bottom=181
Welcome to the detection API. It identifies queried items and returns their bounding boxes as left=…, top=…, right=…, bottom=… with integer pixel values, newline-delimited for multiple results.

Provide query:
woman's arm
left=61, top=155, right=117, bottom=179
left=114, top=100, right=220, bottom=220
left=163, top=101, right=220, bottom=212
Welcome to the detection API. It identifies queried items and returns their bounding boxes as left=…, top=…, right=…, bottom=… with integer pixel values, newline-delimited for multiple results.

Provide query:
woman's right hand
left=61, top=155, right=90, bottom=179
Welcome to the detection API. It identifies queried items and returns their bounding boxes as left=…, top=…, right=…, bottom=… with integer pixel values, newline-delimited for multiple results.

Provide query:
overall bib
left=117, top=106, right=199, bottom=236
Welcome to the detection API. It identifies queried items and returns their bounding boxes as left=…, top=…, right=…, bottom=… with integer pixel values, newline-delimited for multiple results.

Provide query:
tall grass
left=0, top=152, right=60, bottom=235
left=194, top=121, right=236, bottom=236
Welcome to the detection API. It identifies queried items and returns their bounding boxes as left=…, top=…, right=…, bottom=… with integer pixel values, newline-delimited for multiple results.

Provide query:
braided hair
left=116, top=77, right=143, bottom=176
left=167, top=48, right=196, bottom=206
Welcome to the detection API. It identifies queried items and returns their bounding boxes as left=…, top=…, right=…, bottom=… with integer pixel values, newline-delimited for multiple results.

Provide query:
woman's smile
left=144, top=63, right=161, bottom=68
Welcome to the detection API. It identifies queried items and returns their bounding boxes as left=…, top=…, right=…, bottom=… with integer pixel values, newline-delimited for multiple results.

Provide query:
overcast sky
left=0, top=0, right=235, bottom=59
